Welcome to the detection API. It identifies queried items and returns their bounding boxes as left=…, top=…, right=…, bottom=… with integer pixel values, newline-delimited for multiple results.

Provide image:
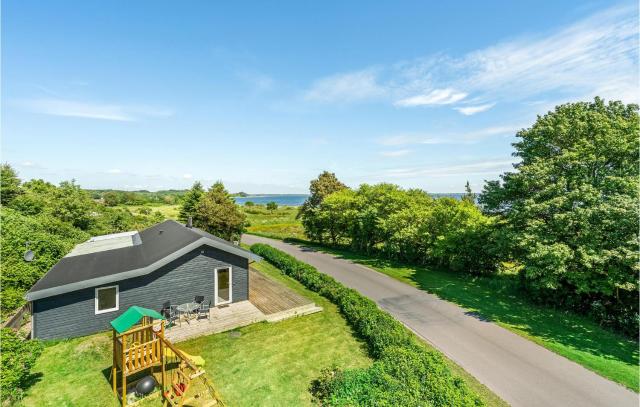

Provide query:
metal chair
left=194, top=295, right=205, bottom=304
left=163, top=302, right=180, bottom=328
left=197, top=300, right=211, bottom=321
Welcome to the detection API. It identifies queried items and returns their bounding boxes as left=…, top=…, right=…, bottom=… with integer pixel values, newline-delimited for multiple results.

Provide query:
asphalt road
left=243, top=234, right=638, bottom=407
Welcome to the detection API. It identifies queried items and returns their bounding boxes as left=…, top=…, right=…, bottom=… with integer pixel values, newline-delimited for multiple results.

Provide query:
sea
left=233, top=194, right=309, bottom=206
left=234, top=193, right=466, bottom=207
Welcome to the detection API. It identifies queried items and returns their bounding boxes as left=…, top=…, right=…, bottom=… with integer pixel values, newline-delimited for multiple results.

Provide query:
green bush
left=0, top=329, right=43, bottom=403
left=266, top=201, right=278, bottom=211
left=299, top=183, right=499, bottom=275
left=251, top=243, right=482, bottom=406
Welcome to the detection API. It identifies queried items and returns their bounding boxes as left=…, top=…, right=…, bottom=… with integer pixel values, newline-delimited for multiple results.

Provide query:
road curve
left=242, top=235, right=637, bottom=407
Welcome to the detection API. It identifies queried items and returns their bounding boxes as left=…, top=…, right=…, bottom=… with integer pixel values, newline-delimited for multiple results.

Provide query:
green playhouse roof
left=110, top=306, right=165, bottom=334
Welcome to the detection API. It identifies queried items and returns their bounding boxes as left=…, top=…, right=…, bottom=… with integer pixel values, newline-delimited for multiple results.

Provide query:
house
left=25, top=219, right=261, bottom=340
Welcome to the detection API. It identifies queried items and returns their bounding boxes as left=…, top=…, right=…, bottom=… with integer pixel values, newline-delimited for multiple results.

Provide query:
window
left=95, top=285, right=119, bottom=314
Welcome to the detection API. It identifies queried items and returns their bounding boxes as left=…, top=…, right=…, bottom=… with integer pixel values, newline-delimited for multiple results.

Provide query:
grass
left=122, top=204, right=180, bottom=219
left=20, top=261, right=371, bottom=407
left=118, top=203, right=305, bottom=239
left=291, top=240, right=640, bottom=392
left=178, top=260, right=372, bottom=406
left=249, top=248, right=508, bottom=406
left=242, top=206, right=305, bottom=240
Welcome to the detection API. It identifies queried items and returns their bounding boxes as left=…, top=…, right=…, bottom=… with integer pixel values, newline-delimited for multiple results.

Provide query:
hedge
left=250, top=243, right=482, bottom=406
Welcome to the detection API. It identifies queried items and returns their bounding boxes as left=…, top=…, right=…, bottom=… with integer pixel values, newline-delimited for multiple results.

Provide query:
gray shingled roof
left=26, top=220, right=260, bottom=301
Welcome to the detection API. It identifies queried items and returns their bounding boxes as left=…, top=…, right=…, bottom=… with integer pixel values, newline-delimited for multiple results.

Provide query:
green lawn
left=242, top=206, right=305, bottom=240
left=20, top=261, right=371, bottom=407
left=178, top=261, right=372, bottom=406
left=294, top=241, right=640, bottom=392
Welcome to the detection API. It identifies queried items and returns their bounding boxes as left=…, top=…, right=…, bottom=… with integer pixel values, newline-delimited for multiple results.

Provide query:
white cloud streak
left=304, top=5, right=638, bottom=107
left=304, top=69, right=386, bottom=102
left=377, top=123, right=525, bottom=146
left=455, top=103, right=496, bottom=115
left=16, top=98, right=173, bottom=121
left=380, top=149, right=412, bottom=157
left=384, top=159, right=516, bottom=178
left=395, top=88, right=467, bottom=107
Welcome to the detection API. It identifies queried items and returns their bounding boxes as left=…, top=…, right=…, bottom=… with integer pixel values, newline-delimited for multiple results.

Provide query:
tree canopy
left=480, top=98, right=639, bottom=334
left=193, top=181, right=246, bottom=241
left=298, top=171, right=348, bottom=242
left=300, top=182, right=499, bottom=274
left=1, top=164, right=22, bottom=205
left=179, top=181, right=205, bottom=222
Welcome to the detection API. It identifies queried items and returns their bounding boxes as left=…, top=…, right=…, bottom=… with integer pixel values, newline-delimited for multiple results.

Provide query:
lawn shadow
left=21, top=372, right=44, bottom=394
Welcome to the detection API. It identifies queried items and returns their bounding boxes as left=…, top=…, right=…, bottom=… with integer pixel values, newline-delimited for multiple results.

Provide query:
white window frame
left=214, top=267, right=232, bottom=306
left=95, top=285, right=119, bottom=315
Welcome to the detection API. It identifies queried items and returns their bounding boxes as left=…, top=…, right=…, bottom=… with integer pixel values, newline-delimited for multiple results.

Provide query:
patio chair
left=163, top=302, right=180, bottom=328
left=194, top=295, right=205, bottom=304
left=197, top=300, right=211, bottom=321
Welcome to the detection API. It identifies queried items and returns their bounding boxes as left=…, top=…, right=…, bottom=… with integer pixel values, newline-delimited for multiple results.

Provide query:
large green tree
left=193, top=181, right=246, bottom=241
left=1, top=164, right=22, bottom=206
left=479, top=98, right=639, bottom=333
left=298, top=171, right=348, bottom=242
left=178, top=181, right=205, bottom=222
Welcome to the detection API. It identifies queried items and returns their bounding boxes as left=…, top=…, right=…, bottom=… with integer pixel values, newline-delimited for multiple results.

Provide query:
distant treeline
left=87, top=189, right=187, bottom=206
left=87, top=189, right=257, bottom=206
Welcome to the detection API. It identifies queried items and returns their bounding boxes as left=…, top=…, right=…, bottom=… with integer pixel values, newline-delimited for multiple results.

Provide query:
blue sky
left=2, top=1, right=638, bottom=193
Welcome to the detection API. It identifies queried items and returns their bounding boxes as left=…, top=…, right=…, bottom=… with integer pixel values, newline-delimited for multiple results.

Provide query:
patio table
left=176, top=302, right=200, bottom=324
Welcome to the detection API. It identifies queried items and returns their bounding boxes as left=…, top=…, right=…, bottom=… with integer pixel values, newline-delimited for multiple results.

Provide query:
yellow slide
left=165, top=347, right=205, bottom=367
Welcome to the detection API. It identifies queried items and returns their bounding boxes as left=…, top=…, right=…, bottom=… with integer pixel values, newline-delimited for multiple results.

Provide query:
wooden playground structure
left=110, top=306, right=223, bottom=407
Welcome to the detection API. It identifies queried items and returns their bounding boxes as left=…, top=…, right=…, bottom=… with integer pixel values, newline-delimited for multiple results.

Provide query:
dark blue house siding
left=32, top=245, right=249, bottom=340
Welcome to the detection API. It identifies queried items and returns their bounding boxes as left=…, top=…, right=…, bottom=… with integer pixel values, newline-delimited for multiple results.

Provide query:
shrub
left=251, top=243, right=482, bottom=406
left=138, top=206, right=152, bottom=215
left=0, top=329, right=43, bottom=402
left=266, top=201, right=278, bottom=211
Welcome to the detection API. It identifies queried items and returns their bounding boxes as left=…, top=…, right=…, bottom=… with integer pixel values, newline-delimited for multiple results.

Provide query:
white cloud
left=377, top=123, right=524, bottom=146
left=455, top=103, right=495, bottom=115
left=15, top=98, right=173, bottom=121
left=304, top=5, right=638, bottom=108
left=107, top=169, right=122, bottom=174
left=384, top=159, right=516, bottom=178
left=304, top=69, right=385, bottom=103
left=21, top=161, right=35, bottom=167
left=403, top=5, right=639, bottom=105
left=380, top=149, right=412, bottom=157
left=395, top=88, right=467, bottom=107
left=182, top=173, right=193, bottom=179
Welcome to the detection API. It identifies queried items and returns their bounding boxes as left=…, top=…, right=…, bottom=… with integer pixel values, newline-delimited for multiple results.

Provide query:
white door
left=215, top=267, right=232, bottom=306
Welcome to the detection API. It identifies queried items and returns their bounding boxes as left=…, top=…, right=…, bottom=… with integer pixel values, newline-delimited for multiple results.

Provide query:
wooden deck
left=249, top=270, right=312, bottom=314
left=164, top=270, right=321, bottom=343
